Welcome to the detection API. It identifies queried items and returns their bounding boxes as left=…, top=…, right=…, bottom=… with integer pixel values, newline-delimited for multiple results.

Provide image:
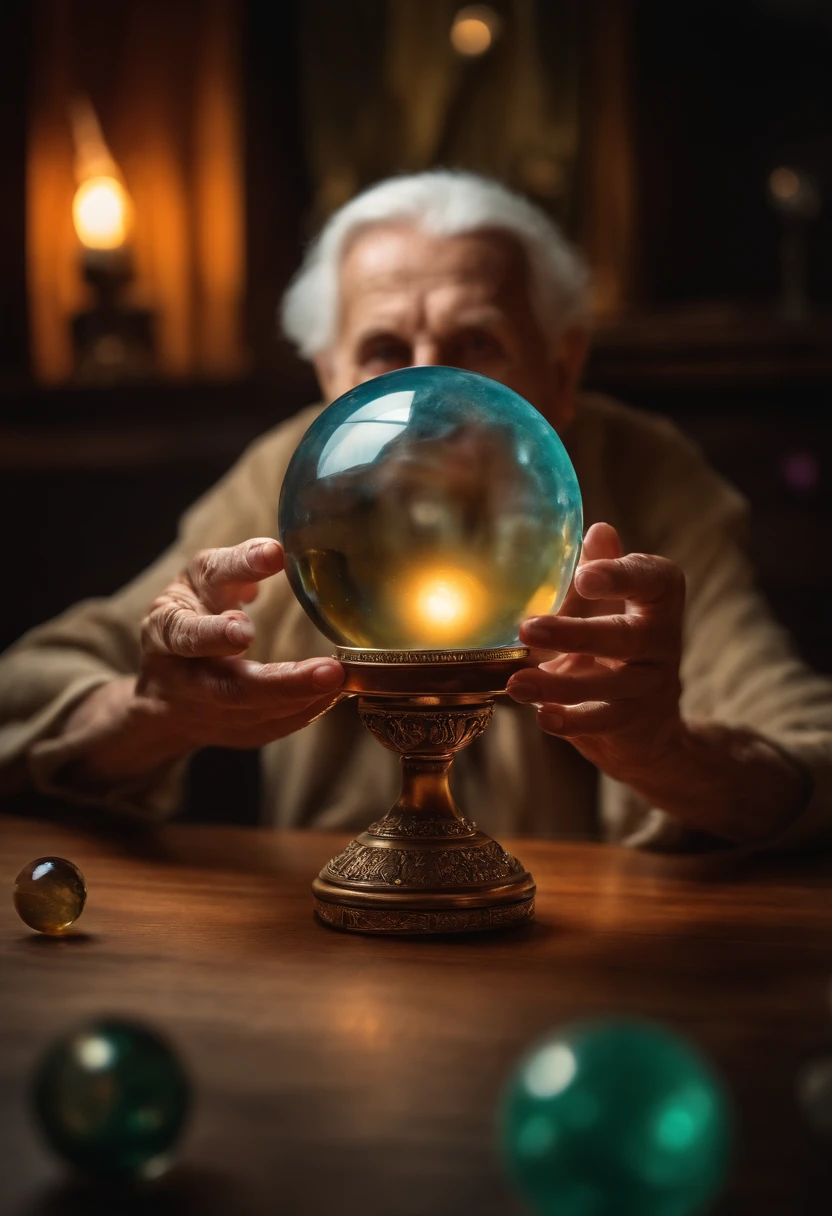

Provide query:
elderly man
left=2, top=171, right=831, bottom=850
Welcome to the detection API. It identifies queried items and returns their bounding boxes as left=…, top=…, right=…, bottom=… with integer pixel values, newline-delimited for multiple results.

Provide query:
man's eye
left=454, top=331, right=501, bottom=359
left=363, top=341, right=410, bottom=365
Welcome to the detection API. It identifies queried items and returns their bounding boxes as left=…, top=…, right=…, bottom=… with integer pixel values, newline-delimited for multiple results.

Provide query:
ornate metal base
left=312, top=648, right=536, bottom=936
left=312, top=894, right=535, bottom=935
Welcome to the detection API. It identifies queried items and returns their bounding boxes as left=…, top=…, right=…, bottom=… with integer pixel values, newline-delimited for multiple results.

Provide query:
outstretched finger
left=186, top=655, right=346, bottom=709
left=232, top=656, right=345, bottom=707
left=142, top=604, right=255, bottom=658
left=188, top=538, right=284, bottom=609
left=521, top=612, right=661, bottom=661
left=574, top=552, right=685, bottom=613
left=144, top=654, right=345, bottom=710
left=507, top=661, right=656, bottom=705
left=536, top=699, right=627, bottom=737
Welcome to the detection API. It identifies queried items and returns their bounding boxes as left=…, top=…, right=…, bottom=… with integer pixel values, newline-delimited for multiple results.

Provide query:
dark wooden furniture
left=2, top=812, right=832, bottom=1214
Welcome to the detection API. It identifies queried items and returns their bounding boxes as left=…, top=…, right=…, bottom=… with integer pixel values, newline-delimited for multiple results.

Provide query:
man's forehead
left=340, top=224, right=527, bottom=297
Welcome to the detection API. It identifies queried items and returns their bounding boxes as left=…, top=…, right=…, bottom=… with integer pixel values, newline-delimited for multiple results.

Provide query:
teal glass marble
left=278, top=366, right=582, bottom=650
left=34, top=1018, right=190, bottom=1180
left=499, top=1019, right=731, bottom=1216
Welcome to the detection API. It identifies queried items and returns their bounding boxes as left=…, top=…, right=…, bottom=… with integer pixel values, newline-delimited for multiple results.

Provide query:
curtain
left=298, top=0, right=581, bottom=232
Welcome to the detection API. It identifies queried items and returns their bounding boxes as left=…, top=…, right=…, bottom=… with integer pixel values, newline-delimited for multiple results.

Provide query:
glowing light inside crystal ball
left=278, top=366, right=582, bottom=650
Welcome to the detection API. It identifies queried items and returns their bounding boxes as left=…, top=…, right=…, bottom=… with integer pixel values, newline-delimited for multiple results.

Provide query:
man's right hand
left=60, top=539, right=345, bottom=788
left=136, top=537, right=345, bottom=749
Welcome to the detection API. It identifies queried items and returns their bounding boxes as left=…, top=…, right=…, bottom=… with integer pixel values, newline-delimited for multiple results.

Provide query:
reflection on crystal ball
left=34, top=1017, right=191, bottom=1180
left=278, top=366, right=582, bottom=649
left=499, top=1019, right=731, bottom=1216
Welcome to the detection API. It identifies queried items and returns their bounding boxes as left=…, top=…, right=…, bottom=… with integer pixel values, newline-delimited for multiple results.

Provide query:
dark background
left=1, top=0, right=831, bottom=818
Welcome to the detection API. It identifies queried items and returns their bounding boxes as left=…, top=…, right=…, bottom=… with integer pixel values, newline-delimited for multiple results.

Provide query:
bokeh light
left=450, top=6, right=501, bottom=57
left=782, top=451, right=819, bottom=495
left=769, top=166, right=801, bottom=202
left=767, top=165, right=820, bottom=219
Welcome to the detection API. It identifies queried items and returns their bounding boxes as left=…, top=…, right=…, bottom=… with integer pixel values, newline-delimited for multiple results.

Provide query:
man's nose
left=411, top=338, right=443, bottom=367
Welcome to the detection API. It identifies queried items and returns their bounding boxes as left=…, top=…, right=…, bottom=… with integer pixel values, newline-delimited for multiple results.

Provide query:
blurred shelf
left=0, top=371, right=318, bottom=471
left=3, top=309, right=832, bottom=473
left=588, top=305, right=832, bottom=389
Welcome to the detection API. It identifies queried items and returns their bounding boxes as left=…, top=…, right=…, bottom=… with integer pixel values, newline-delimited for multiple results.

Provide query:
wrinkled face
left=314, top=223, right=588, bottom=432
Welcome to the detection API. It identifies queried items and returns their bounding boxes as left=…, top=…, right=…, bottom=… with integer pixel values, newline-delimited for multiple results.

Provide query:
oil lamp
left=69, top=99, right=155, bottom=382
left=279, top=366, right=582, bottom=934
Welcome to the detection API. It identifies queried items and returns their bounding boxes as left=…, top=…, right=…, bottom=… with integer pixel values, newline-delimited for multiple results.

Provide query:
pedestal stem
left=396, top=755, right=461, bottom=824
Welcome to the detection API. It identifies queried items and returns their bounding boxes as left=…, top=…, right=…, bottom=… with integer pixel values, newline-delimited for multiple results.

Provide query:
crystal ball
left=13, top=856, right=87, bottom=935
left=499, top=1019, right=731, bottom=1216
left=34, top=1017, right=191, bottom=1180
left=278, top=366, right=582, bottom=650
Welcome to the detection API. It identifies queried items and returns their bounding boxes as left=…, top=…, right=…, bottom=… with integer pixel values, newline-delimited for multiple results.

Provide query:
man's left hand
left=506, top=522, right=687, bottom=783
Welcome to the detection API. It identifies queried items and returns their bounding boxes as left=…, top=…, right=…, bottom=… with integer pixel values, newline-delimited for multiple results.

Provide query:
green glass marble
left=13, top=856, right=87, bottom=935
left=798, top=1057, right=832, bottom=1136
left=278, top=366, right=582, bottom=650
left=499, top=1019, right=731, bottom=1216
left=34, top=1018, right=190, bottom=1180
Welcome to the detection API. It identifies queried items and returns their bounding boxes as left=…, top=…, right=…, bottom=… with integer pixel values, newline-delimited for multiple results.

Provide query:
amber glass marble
left=13, top=856, right=87, bottom=934
left=279, top=366, right=582, bottom=650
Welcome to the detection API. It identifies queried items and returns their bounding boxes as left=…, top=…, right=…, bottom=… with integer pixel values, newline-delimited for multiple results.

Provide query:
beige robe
left=2, top=394, right=831, bottom=850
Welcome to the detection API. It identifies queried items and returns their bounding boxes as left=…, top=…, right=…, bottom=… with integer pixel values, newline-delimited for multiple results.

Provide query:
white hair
left=281, top=170, right=591, bottom=358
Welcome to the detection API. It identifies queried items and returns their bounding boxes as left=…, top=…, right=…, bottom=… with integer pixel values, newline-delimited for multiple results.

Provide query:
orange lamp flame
left=69, top=97, right=133, bottom=250
left=72, top=177, right=131, bottom=250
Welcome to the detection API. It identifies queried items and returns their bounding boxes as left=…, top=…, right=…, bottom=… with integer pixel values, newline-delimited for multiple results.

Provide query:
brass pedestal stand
left=312, top=647, right=536, bottom=935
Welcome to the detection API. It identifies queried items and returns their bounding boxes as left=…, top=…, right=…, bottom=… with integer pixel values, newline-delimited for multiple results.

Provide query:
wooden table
left=2, top=813, right=832, bottom=1215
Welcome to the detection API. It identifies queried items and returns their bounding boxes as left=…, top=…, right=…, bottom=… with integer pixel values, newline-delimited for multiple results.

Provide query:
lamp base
left=312, top=648, right=535, bottom=935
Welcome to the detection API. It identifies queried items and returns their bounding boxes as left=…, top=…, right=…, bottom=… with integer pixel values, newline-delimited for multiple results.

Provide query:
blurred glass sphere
left=279, top=366, right=582, bottom=650
left=798, top=1057, right=832, bottom=1136
left=499, top=1019, right=731, bottom=1216
left=34, top=1018, right=190, bottom=1180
